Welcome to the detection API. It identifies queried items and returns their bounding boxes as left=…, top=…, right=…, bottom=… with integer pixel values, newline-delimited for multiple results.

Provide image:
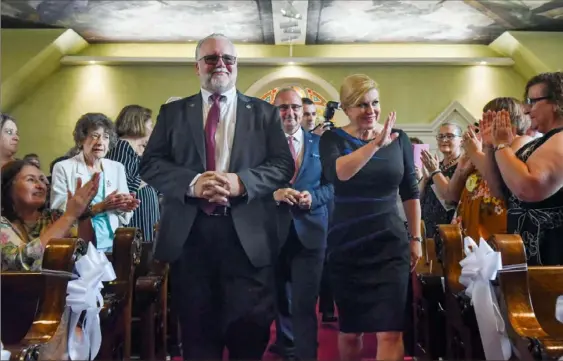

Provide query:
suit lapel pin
left=189, top=103, right=195, bottom=108
left=246, top=104, right=252, bottom=109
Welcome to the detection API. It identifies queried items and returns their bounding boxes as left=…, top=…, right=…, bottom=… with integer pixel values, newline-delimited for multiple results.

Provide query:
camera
left=312, top=101, right=340, bottom=132
left=324, top=101, right=340, bottom=122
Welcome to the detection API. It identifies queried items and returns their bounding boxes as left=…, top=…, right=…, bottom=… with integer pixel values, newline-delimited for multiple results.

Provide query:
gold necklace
left=440, top=155, right=460, bottom=171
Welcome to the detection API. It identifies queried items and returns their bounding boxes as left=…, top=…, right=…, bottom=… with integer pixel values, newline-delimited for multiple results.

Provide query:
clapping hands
left=491, top=110, right=515, bottom=147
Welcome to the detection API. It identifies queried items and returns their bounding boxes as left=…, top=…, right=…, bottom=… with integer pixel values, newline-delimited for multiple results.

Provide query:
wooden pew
left=132, top=241, right=169, bottom=360
left=1, top=238, right=87, bottom=360
left=96, top=227, right=142, bottom=360
left=436, top=225, right=485, bottom=360
left=490, top=234, right=563, bottom=360
left=412, top=221, right=446, bottom=359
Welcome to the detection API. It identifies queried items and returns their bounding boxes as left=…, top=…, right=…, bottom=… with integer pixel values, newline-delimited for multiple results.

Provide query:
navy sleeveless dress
left=319, top=128, right=419, bottom=333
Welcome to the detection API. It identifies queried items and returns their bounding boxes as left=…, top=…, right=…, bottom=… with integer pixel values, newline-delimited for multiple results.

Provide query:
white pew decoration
left=557, top=295, right=563, bottom=324
left=459, top=236, right=512, bottom=360
left=66, top=243, right=116, bottom=360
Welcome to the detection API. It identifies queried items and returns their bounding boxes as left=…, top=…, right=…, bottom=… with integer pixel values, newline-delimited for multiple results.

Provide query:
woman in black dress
left=319, top=74, right=422, bottom=361
left=491, top=72, right=563, bottom=265
left=106, top=105, right=160, bottom=242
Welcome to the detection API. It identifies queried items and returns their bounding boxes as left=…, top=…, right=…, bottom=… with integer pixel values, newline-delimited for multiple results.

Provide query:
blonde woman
left=319, top=74, right=422, bottom=361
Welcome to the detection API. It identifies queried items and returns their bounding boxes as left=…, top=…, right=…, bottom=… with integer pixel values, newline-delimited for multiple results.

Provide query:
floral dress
left=0, top=209, right=68, bottom=271
left=452, top=171, right=507, bottom=241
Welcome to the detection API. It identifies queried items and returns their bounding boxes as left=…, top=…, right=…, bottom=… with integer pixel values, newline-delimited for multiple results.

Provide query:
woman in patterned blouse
left=0, top=159, right=98, bottom=271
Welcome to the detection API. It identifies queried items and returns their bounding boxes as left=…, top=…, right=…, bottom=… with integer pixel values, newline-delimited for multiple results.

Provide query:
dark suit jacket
left=139, top=91, right=295, bottom=267
left=279, top=130, right=333, bottom=250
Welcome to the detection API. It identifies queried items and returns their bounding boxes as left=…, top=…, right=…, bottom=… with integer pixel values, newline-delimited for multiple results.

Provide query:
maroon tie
left=201, top=93, right=222, bottom=214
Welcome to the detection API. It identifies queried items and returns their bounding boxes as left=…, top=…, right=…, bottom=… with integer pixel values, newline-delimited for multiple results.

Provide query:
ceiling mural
left=2, top=0, right=563, bottom=44
left=0, top=0, right=268, bottom=43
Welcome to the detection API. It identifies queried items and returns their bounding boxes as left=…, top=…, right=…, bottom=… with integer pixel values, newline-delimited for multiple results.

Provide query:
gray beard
left=206, top=76, right=234, bottom=94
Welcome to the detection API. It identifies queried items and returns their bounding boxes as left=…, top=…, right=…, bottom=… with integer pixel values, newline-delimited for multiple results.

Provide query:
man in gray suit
left=140, top=33, right=294, bottom=360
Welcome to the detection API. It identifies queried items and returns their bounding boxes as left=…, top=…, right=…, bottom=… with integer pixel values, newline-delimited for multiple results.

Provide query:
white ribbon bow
left=557, top=295, right=563, bottom=324
left=459, top=236, right=512, bottom=360
left=66, top=243, right=116, bottom=360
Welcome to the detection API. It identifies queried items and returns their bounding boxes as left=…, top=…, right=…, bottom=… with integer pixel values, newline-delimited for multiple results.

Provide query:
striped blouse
left=106, top=139, right=160, bottom=242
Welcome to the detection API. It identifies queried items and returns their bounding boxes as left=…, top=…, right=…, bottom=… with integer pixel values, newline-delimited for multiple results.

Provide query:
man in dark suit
left=139, top=33, right=294, bottom=360
left=269, top=88, right=333, bottom=360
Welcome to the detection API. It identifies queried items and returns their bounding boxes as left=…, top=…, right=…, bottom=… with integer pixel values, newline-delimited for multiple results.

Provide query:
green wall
left=2, top=29, right=561, bottom=168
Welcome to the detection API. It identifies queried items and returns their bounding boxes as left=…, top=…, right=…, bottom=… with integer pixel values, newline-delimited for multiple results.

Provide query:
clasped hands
left=194, top=171, right=245, bottom=204
left=274, top=188, right=312, bottom=209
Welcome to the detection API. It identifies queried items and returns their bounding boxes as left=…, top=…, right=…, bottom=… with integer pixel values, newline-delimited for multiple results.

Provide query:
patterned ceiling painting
left=0, top=0, right=267, bottom=42
left=2, top=0, right=563, bottom=44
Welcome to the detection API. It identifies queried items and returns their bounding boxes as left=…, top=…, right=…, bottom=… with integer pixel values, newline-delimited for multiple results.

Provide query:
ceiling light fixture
left=288, top=61, right=295, bottom=65
left=479, top=61, right=487, bottom=65
left=89, top=60, right=96, bottom=65
left=280, top=0, right=302, bottom=20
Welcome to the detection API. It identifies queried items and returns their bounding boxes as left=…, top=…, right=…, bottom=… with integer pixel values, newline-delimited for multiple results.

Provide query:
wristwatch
left=495, top=143, right=509, bottom=152
left=410, top=236, right=423, bottom=243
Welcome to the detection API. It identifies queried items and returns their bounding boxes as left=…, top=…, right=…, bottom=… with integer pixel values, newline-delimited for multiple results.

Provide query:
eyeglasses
left=278, top=104, right=302, bottom=112
left=436, top=134, right=460, bottom=141
left=3, top=129, right=18, bottom=136
left=525, top=96, right=550, bottom=105
left=198, top=54, right=237, bottom=66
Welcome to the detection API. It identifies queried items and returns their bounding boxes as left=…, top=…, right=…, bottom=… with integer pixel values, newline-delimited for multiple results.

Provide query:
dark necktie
left=201, top=93, right=222, bottom=214
left=287, top=135, right=298, bottom=184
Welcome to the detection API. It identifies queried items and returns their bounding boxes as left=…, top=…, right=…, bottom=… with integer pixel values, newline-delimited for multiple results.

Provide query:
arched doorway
left=245, top=67, right=348, bottom=126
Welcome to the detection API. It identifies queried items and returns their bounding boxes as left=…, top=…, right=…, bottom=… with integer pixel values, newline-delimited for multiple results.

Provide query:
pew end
left=435, top=224, right=485, bottom=360
left=1, top=238, right=86, bottom=360
left=489, top=234, right=563, bottom=360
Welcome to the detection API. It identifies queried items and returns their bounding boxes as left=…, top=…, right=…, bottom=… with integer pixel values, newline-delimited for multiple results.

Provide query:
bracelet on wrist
left=430, top=169, right=441, bottom=177
left=78, top=204, right=94, bottom=221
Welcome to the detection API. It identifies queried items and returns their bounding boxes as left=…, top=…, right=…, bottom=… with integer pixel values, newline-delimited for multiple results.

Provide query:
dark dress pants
left=170, top=213, right=275, bottom=360
left=318, top=252, right=335, bottom=316
left=274, top=223, right=325, bottom=360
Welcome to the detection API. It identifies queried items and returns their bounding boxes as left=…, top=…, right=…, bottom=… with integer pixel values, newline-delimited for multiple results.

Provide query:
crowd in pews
left=1, top=32, right=563, bottom=361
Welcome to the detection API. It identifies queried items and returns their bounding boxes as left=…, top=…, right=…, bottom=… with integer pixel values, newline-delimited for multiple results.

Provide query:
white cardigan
left=50, top=152, right=133, bottom=231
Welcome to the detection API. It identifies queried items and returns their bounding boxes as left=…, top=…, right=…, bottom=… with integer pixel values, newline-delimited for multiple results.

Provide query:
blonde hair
left=340, top=74, right=379, bottom=109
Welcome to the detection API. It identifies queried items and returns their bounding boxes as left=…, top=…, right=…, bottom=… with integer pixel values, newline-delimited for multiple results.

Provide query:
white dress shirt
left=188, top=87, right=237, bottom=196
left=285, top=126, right=304, bottom=159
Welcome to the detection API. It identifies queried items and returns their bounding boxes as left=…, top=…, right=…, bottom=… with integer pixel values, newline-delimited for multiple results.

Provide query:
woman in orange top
left=452, top=98, right=532, bottom=240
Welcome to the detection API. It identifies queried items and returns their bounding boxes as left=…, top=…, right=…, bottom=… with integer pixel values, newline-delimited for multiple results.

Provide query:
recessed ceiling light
left=89, top=60, right=96, bottom=65
left=479, top=61, right=487, bottom=65
left=288, top=61, right=295, bottom=65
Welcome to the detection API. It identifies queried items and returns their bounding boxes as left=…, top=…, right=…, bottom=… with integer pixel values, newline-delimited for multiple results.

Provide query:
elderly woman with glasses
left=487, top=72, right=563, bottom=266
left=418, top=122, right=463, bottom=237
left=50, top=113, right=139, bottom=252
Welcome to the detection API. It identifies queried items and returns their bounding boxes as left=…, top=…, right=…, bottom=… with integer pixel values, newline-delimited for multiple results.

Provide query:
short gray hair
left=73, top=113, right=117, bottom=150
left=273, top=87, right=302, bottom=105
left=439, top=122, right=463, bottom=136
left=195, top=33, right=235, bottom=60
